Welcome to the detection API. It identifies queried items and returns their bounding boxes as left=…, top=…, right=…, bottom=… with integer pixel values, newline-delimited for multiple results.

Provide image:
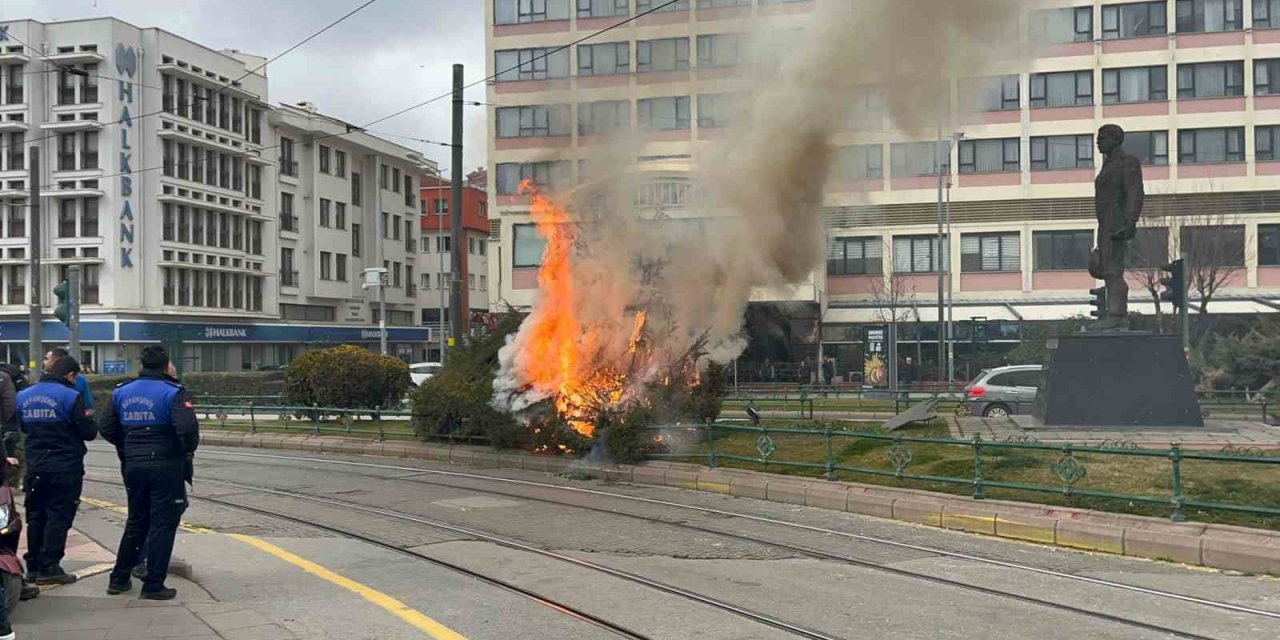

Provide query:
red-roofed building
left=419, top=174, right=491, bottom=359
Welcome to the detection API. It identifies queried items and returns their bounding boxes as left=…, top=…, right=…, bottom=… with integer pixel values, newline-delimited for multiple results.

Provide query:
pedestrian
left=43, top=348, right=92, bottom=410
left=18, top=356, right=97, bottom=586
left=761, top=358, right=776, bottom=383
left=0, top=362, right=26, bottom=492
left=822, top=357, right=836, bottom=387
left=798, top=358, right=811, bottom=387
left=100, top=346, right=199, bottom=600
left=900, top=356, right=919, bottom=388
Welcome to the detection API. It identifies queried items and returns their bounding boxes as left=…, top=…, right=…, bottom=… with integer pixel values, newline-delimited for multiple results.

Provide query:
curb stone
left=201, top=431, right=1280, bottom=576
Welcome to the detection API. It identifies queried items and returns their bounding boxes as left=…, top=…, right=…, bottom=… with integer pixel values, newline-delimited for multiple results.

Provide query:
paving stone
left=804, top=483, right=848, bottom=511
left=765, top=480, right=809, bottom=506
left=1124, top=526, right=1204, bottom=566
left=941, top=504, right=997, bottom=535
left=1202, top=534, right=1280, bottom=575
left=220, top=623, right=298, bottom=640
left=1056, top=519, right=1125, bottom=555
left=729, top=473, right=769, bottom=500
left=845, top=491, right=896, bottom=519
left=893, top=498, right=943, bottom=527
left=198, top=608, right=275, bottom=632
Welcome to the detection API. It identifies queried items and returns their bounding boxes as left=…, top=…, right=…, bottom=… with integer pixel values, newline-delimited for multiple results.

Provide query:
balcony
left=407, top=283, right=417, bottom=297
left=280, top=215, right=299, bottom=233
left=280, top=160, right=298, bottom=178
left=280, top=270, right=299, bottom=287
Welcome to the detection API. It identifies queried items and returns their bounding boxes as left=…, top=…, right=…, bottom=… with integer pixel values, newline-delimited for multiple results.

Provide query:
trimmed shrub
left=412, top=313, right=522, bottom=447
left=283, top=345, right=411, bottom=410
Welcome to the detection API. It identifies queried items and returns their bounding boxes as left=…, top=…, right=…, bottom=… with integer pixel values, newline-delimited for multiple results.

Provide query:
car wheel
left=983, top=404, right=1011, bottom=418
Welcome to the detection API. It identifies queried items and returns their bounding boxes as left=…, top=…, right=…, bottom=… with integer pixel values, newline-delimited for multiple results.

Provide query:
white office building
left=0, top=17, right=433, bottom=372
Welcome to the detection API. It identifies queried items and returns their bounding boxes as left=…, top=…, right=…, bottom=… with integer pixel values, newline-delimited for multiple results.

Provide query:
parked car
left=409, top=362, right=443, bottom=386
left=959, top=365, right=1044, bottom=418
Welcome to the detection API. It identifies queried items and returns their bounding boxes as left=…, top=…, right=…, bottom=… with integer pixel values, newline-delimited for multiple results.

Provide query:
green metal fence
left=648, top=422, right=1280, bottom=522
left=191, top=403, right=486, bottom=446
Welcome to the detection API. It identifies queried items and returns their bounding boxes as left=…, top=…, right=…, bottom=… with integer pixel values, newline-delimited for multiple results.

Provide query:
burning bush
left=412, top=314, right=524, bottom=447
left=284, top=345, right=411, bottom=411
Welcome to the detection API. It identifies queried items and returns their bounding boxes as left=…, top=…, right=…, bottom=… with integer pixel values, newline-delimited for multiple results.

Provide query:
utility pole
left=372, top=156, right=387, bottom=356
left=935, top=128, right=945, bottom=389
left=1180, top=252, right=1190, bottom=356
left=67, top=265, right=81, bottom=359
left=448, top=64, right=465, bottom=356
left=27, top=147, right=41, bottom=372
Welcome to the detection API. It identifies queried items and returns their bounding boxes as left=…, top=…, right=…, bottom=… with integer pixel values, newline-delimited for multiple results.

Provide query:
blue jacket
left=18, top=375, right=97, bottom=474
left=99, top=370, right=199, bottom=465
left=74, top=374, right=93, bottom=409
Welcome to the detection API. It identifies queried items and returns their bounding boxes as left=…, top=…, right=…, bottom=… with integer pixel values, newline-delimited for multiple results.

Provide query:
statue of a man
left=1089, top=124, right=1145, bottom=328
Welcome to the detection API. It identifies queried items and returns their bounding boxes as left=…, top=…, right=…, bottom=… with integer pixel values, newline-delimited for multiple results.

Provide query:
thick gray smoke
left=493, top=0, right=1026, bottom=414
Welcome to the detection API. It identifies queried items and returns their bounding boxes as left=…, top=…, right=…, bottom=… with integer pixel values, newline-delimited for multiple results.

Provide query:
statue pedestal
left=1033, top=332, right=1203, bottom=428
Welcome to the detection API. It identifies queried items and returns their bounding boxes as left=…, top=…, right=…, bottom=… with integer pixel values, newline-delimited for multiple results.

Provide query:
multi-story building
left=419, top=172, right=491, bottom=361
left=486, top=0, right=1280, bottom=383
left=0, top=17, right=431, bottom=372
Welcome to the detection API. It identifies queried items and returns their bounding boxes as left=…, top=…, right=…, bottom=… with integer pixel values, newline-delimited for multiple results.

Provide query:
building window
left=319, top=145, right=331, bottom=174
left=393, top=215, right=402, bottom=240
left=334, top=150, right=347, bottom=177
left=320, top=251, right=332, bottom=280
left=352, top=223, right=362, bottom=257
left=404, top=175, right=414, bottom=206
left=1030, top=70, right=1093, bottom=108
left=496, top=105, right=571, bottom=138
left=890, top=141, right=949, bottom=178
left=434, top=198, right=449, bottom=215
left=58, top=133, right=76, bottom=171
left=1175, top=0, right=1243, bottom=33
left=828, top=237, right=882, bottom=276
left=637, top=96, right=691, bottom=131
left=280, top=137, right=297, bottom=176
left=4, top=132, right=22, bottom=171
left=893, top=236, right=947, bottom=274
left=1257, top=59, right=1280, bottom=95
left=480, top=275, right=488, bottom=291
left=81, top=131, right=98, bottom=169
left=1102, top=66, right=1168, bottom=103
left=576, top=43, right=629, bottom=76
left=494, top=0, right=570, bottom=24
left=1034, top=230, right=1093, bottom=270
left=280, top=303, right=336, bottom=322
left=1131, top=227, right=1170, bottom=267
left=58, top=200, right=77, bottom=238
left=513, top=224, right=547, bottom=268
left=496, top=161, right=573, bottom=194
left=1258, top=126, right=1280, bottom=161
left=696, top=93, right=738, bottom=128
left=1177, top=61, right=1244, bottom=98
left=636, top=38, right=690, bottom=73
left=637, top=0, right=688, bottom=11
left=1259, top=224, right=1280, bottom=265
left=831, top=145, right=883, bottom=180
left=5, top=64, right=23, bottom=105
left=961, top=75, right=1019, bottom=112
left=698, top=0, right=750, bottom=6
left=281, top=248, right=297, bottom=286
left=958, top=138, right=1020, bottom=174
left=577, top=0, right=629, bottom=17
left=495, top=46, right=570, bottom=83
left=335, top=202, right=347, bottom=229
left=58, top=68, right=77, bottom=105
left=281, top=192, right=297, bottom=231
left=1178, top=127, right=1245, bottom=163
left=1032, top=6, right=1094, bottom=44
left=81, top=197, right=98, bottom=236
left=1182, top=225, right=1245, bottom=266
left=392, top=168, right=401, bottom=193
left=961, top=233, right=1020, bottom=272
left=352, top=172, right=362, bottom=205
left=578, top=100, right=630, bottom=135
left=1124, top=131, right=1170, bottom=166
left=1030, top=135, right=1094, bottom=171
left=319, top=198, right=331, bottom=227
left=1102, top=1, right=1168, bottom=39
left=1259, top=0, right=1280, bottom=28
left=696, top=33, right=741, bottom=68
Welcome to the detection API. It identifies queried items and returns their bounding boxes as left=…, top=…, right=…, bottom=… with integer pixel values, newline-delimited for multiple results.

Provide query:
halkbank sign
left=115, top=43, right=138, bottom=269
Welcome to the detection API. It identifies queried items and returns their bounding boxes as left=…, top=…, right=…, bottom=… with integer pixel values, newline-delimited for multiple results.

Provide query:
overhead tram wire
left=11, top=0, right=382, bottom=150
left=19, top=0, right=687, bottom=196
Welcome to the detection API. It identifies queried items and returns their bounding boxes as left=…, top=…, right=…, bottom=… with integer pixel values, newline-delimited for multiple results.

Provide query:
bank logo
left=116, top=43, right=138, bottom=269
left=204, top=327, right=248, bottom=338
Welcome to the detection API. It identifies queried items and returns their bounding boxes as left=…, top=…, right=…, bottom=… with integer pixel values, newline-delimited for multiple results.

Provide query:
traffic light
left=1160, top=259, right=1187, bottom=310
left=53, top=279, right=72, bottom=326
left=1088, top=285, right=1108, bottom=319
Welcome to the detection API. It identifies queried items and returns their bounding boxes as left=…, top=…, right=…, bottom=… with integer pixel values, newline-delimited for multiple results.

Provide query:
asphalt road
left=65, top=443, right=1280, bottom=640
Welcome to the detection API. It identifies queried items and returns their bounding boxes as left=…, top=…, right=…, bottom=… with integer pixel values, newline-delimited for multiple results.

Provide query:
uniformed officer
left=17, top=356, right=97, bottom=585
left=100, top=346, right=198, bottom=600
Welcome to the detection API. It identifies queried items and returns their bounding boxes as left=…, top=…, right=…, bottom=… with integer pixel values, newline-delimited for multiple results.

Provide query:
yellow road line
left=228, top=534, right=469, bottom=640
left=82, top=496, right=468, bottom=640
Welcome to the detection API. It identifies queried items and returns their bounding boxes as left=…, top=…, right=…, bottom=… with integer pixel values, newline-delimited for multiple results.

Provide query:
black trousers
left=23, top=471, right=83, bottom=575
left=109, top=460, right=186, bottom=592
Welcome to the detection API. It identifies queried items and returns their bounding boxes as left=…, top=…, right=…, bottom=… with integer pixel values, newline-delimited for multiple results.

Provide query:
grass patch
left=683, top=421, right=1280, bottom=530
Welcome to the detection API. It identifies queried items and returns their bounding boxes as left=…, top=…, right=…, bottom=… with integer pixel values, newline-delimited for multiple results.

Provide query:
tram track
left=152, top=449, right=1280, bottom=638
left=83, top=474, right=845, bottom=640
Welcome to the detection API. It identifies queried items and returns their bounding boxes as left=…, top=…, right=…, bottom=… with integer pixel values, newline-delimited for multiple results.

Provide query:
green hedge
left=283, top=345, right=411, bottom=410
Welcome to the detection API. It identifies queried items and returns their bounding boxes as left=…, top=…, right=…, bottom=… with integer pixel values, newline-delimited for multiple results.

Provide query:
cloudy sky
left=0, top=0, right=488, bottom=175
